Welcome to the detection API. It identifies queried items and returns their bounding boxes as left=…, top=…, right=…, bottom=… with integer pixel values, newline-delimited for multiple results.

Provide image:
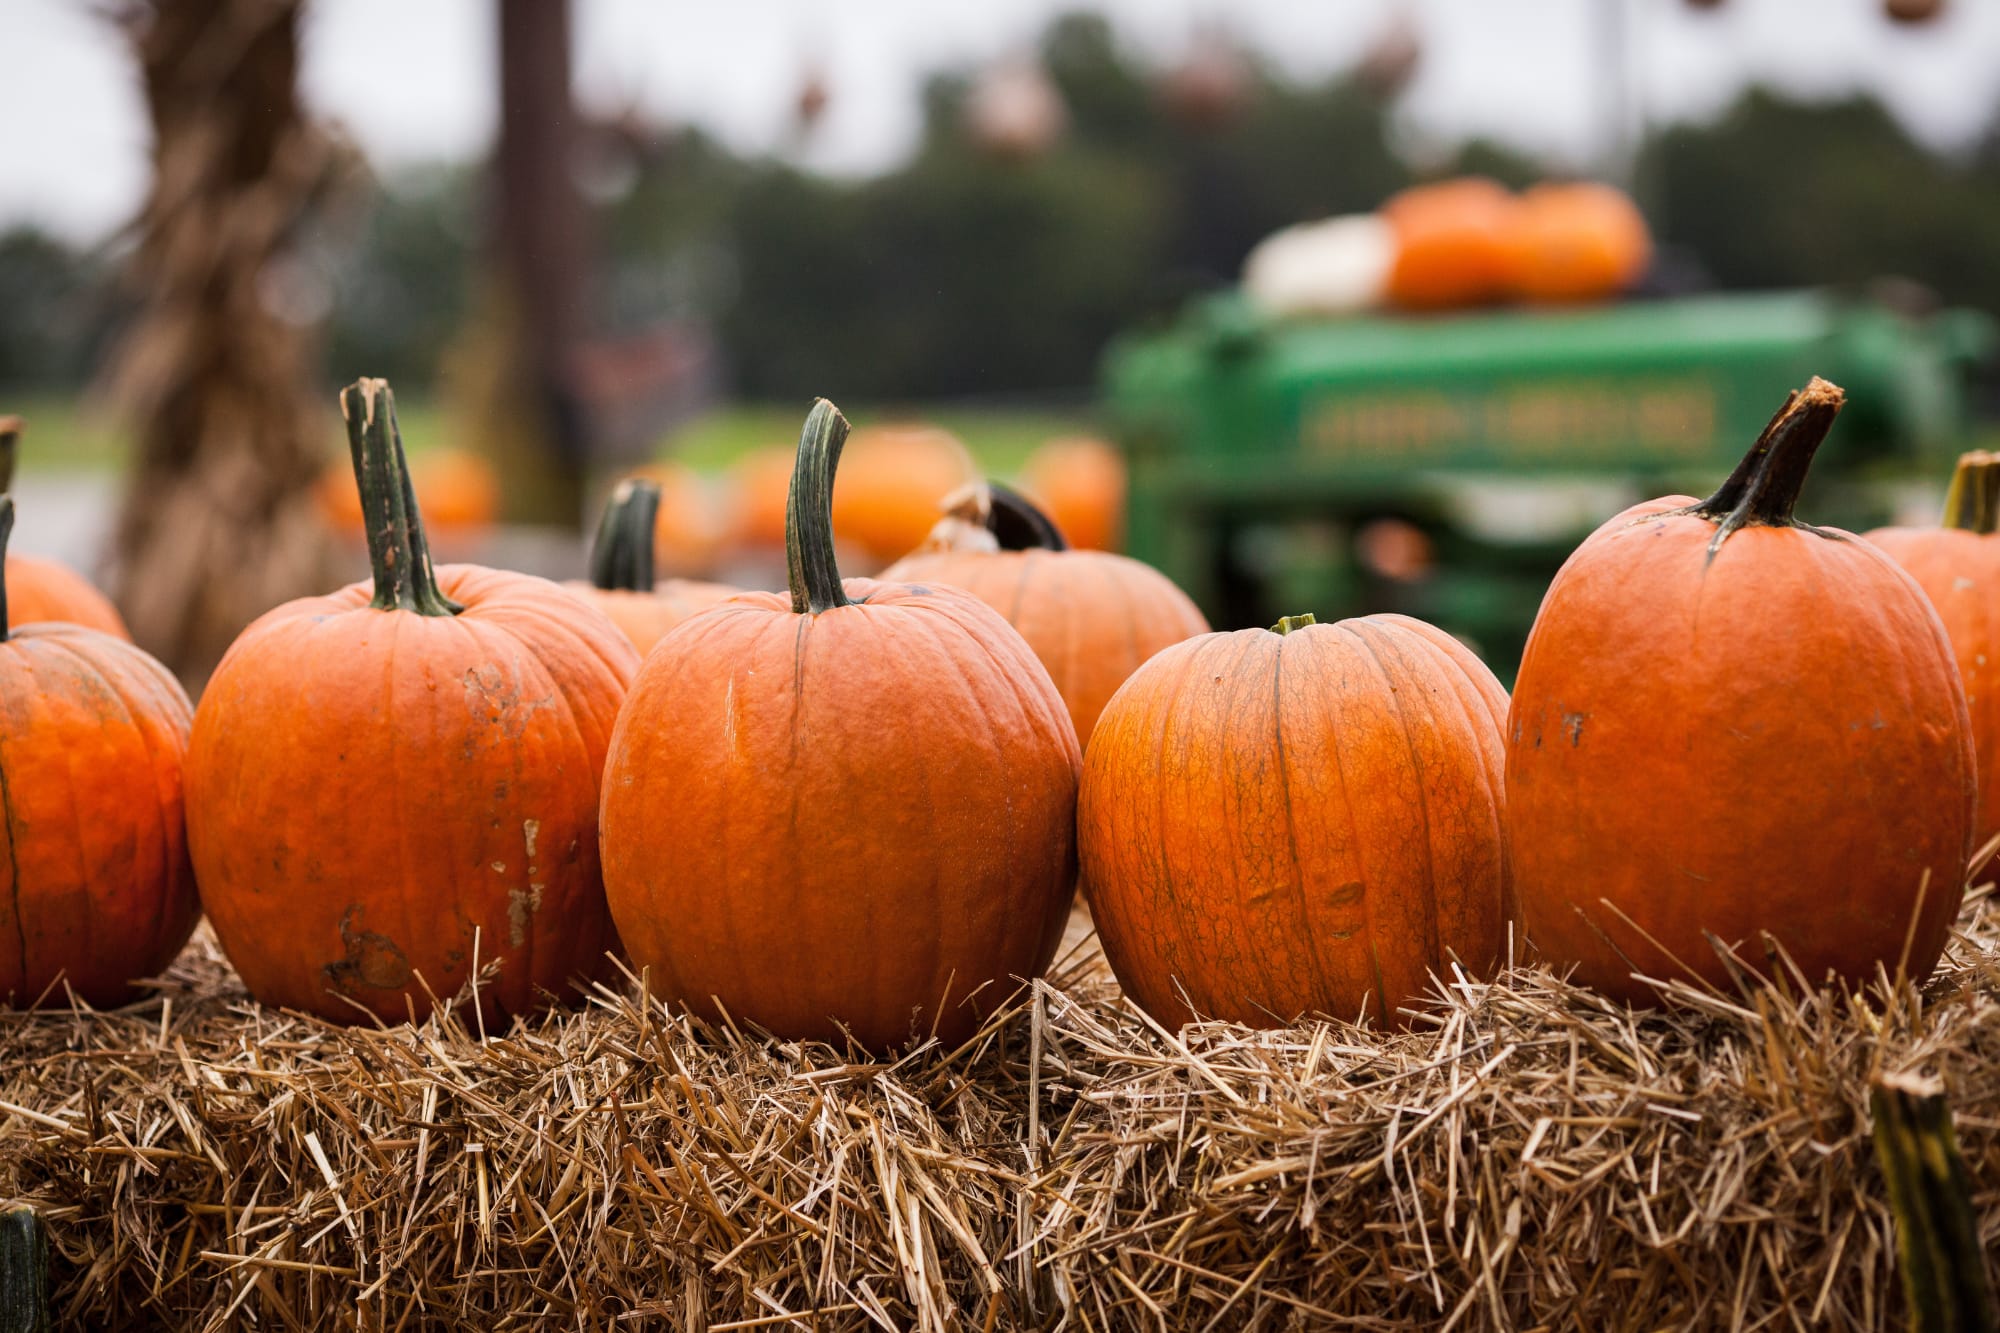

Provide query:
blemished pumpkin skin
left=1866, top=451, right=2000, bottom=846
left=1079, top=611, right=1511, bottom=1028
left=601, top=400, right=1081, bottom=1051
left=188, top=380, right=639, bottom=1025
left=1508, top=380, right=1973, bottom=1005
left=1382, top=177, right=1517, bottom=310
left=567, top=479, right=741, bottom=657
left=0, top=418, right=131, bottom=641
left=0, top=497, right=199, bottom=1008
left=1503, top=181, right=1651, bottom=304
left=885, top=484, right=1208, bottom=747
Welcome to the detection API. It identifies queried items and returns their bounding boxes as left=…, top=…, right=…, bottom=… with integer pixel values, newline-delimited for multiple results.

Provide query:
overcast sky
left=5, top=0, right=1998, bottom=241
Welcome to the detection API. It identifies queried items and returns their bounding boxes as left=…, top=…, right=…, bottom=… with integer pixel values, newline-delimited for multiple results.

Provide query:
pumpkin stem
left=0, top=417, right=21, bottom=494
left=1695, top=376, right=1845, bottom=551
left=987, top=482, right=1070, bottom=552
left=1940, top=451, right=2000, bottom=536
left=786, top=398, right=853, bottom=615
left=0, top=497, right=13, bottom=645
left=341, top=378, right=463, bottom=617
left=0, top=1204, right=50, bottom=1333
left=1271, top=613, right=1317, bottom=635
left=589, top=479, right=661, bottom=592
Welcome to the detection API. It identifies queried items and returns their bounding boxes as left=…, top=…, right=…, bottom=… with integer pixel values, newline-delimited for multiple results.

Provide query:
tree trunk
left=105, top=0, right=346, bottom=684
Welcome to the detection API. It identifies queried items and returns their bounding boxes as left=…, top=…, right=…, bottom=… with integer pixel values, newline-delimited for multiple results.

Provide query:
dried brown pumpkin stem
left=1696, top=376, right=1845, bottom=552
left=986, top=482, right=1069, bottom=552
left=0, top=417, right=21, bottom=495
left=787, top=398, right=853, bottom=615
left=341, top=378, right=462, bottom=617
left=1940, top=451, right=2000, bottom=536
left=590, top=479, right=661, bottom=593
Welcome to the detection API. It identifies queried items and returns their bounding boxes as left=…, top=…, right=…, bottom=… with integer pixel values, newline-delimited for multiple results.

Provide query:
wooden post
left=0, top=1206, right=49, bottom=1333
left=1870, top=1071, right=1997, bottom=1333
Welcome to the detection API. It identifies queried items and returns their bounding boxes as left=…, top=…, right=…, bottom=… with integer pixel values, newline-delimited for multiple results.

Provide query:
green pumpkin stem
left=1271, top=613, right=1317, bottom=635
left=341, top=378, right=463, bottom=617
left=0, top=497, right=13, bottom=645
left=1694, top=376, right=1845, bottom=552
left=589, top=479, right=661, bottom=592
left=786, top=398, right=853, bottom=615
left=0, top=417, right=21, bottom=495
left=985, top=482, right=1070, bottom=552
left=0, top=1205, right=50, bottom=1333
left=1940, top=451, right=2000, bottom=536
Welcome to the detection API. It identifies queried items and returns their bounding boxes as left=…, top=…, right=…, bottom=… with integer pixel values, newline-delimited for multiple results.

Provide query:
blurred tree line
left=5, top=13, right=2000, bottom=403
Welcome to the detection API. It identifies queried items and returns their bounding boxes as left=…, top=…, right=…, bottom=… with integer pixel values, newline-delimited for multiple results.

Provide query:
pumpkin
left=1018, top=435, right=1127, bottom=552
left=0, top=495, right=198, bottom=1008
left=317, top=445, right=502, bottom=536
left=1242, top=214, right=1397, bottom=320
left=1508, top=379, right=1972, bottom=1004
left=829, top=422, right=978, bottom=564
left=187, top=380, right=639, bottom=1024
left=726, top=445, right=798, bottom=550
left=568, top=479, right=740, bottom=656
left=1078, top=611, right=1511, bottom=1028
left=1866, top=451, right=2000, bottom=845
left=625, top=460, right=726, bottom=575
left=601, top=400, right=1080, bottom=1049
left=0, top=418, right=131, bottom=641
left=1382, top=177, right=1517, bottom=310
left=1503, top=181, right=1651, bottom=304
left=884, top=483, right=1207, bottom=746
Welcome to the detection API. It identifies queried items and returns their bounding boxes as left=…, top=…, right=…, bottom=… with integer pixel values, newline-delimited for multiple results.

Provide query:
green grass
left=0, top=394, right=1089, bottom=480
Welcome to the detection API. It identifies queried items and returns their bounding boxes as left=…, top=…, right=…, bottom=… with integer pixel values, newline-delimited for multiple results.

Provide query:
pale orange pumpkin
left=1019, top=436, right=1126, bottom=552
left=1503, top=181, right=1651, bottom=304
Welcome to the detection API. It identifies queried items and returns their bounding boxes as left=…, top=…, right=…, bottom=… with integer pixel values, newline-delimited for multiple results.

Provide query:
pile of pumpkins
left=0, top=377, right=1985, bottom=1046
left=1244, top=176, right=1653, bottom=319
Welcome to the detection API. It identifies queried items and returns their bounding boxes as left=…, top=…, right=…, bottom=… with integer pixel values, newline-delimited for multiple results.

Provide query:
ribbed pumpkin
left=567, top=479, right=739, bottom=656
left=0, top=418, right=130, bottom=641
left=0, top=496, right=198, bottom=1008
left=829, top=422, right=978, bottom=564
left=1503, top=181, right=1651, bottom=303
left=1019, top=435, right=1126, bottom=552
left=188, top=380, right=639, bottom=1024
left=1866, top=451, right=2000, bottom=845
left=1508, top=380, right=1972, bottom=1004
left=601, top=400, right=1080, bottom=1050
left=885, top=484, right=1207, bottom=746
left=1382, top=177, right=1517, bottom=310
left=1079, top=612, right=1511, bottom=1028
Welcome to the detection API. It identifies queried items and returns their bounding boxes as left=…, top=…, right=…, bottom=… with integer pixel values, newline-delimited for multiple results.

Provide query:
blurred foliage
left=3, top=11, right=2000, bottom=416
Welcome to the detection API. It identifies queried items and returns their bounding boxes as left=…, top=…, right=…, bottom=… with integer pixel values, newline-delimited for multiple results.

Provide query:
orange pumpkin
left=1382, top=177, right=1517, bottom=310
left=0, top=418, right=130, bottom=641
left=1503, top=181, right=1651, bottom=303
left=830, top=422, right=978, bottom=564
left=885, top=484, right=1207, bottom=746
left=1079, top=611, right=1511, bottom=1027
left=568, top=479, right=740, bottom=656
left=188, top=380, right=639, bottom=1024
left=1508, top=380, right=1972, bottom=1004
left=1019, top=435, right=1126, bottom=552
left=601, top=401, right=1080, bottom=1049
left=724, top=445, right=799, bottom=551
left=1867, top=451, right=2000, bottom=845
left=625, top=460, right=725, bottom=575
left=0, top=497, right=198, bottom=1008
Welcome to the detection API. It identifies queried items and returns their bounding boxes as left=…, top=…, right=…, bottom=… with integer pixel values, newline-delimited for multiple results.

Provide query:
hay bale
left=3, top=895, right=1996, bottom=1330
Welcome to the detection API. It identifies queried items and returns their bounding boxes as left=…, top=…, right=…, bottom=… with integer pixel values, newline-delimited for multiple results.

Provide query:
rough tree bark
left=106, top=0, right=348, bottom=683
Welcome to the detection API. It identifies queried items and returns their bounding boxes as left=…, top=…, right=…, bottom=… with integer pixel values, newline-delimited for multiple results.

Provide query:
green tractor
left=1102, top=289, right=1994, bottom=677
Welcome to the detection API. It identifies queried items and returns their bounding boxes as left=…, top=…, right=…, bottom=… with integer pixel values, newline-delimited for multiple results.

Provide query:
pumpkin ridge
left=1141, top=636, right=1210, bottom=1000
left=1313, top=631, right=1392, bottom=1020
left=0, top=728, right=24, bottom=987
left=1345, top=619, right=1447, bottom=996
left=1268, top=628, right=1338, bottom=1015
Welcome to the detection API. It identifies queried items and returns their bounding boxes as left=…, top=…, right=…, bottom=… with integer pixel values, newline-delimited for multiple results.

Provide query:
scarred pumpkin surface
left=188, top=382, right=637, bottom=1024
left=601, top=401, right=1080, bottom=1050
left=1508, top=380, right=1972, bottom=1003
left=0, top=538, right=196, bottom=1007
left=1079, top=612, right=1511, bottom=1028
